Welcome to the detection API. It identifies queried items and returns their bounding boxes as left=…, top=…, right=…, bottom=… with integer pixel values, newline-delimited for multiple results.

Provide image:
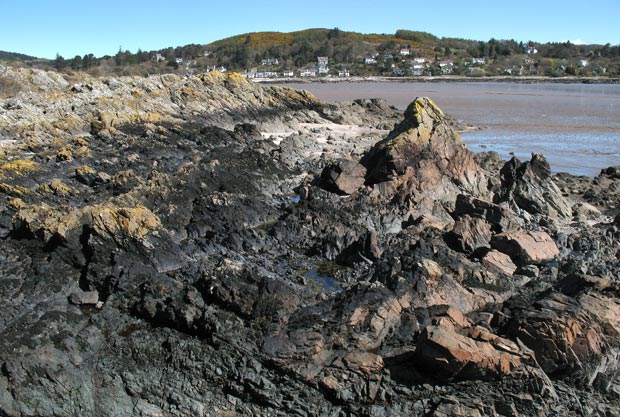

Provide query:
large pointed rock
left=360, top=97, right=486, bottom=196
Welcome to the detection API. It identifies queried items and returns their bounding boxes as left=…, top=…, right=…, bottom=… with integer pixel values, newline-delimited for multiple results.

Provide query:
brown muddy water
left=282, top=81, right=620, bottom=177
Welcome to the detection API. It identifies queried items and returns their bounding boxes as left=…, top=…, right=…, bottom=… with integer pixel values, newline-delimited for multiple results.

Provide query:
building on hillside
left=472, top=57, right=486, bottom=65
left=317, top=56, right=329, bottom=66
left=282, top=71, right=294, bottom=77
left=525, top=46, right=538, bottom=54
left=365, top=57, right=377, bottom=65
left=338, top=70, right=350, bottom=77
left=579, top=59, right=589, bottom=67
left=383, top=54, right=394, bottom=59
left=300, top=69, right=316, bottom=77
left=412, top=57, right=426, bottom=64
left=437, top=61, right=454, bottom=74
left=153, top=54, right=165, bottom=62
left=411, top=63, right=425, bottom=76
left=175, top=57, right=184, bottom=64
left=318, top=66, right=329, bottom=74
left=261, top=58, right=279, bottom=66
left=203, top=51, right=212, bottom=57
left=400, top=48, right=410, bottom=56
left=255, top=72, right=278, bottom=78
left=206, top=65, right=227, bottom=73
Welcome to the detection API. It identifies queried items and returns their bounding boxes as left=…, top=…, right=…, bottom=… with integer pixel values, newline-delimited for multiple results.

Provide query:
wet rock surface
left=1, top=66, right=619, bottom=416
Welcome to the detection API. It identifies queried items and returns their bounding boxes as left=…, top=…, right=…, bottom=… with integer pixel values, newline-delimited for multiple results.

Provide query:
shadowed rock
left=498, top=153, right=572, bottom=219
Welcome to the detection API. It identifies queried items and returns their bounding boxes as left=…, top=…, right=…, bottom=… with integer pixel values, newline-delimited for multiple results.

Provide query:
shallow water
left=282, top=81, right=620, bottom=176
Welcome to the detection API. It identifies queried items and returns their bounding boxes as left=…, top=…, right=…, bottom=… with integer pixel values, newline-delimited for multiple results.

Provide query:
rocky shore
left=1, top=65, right=620, bottom=416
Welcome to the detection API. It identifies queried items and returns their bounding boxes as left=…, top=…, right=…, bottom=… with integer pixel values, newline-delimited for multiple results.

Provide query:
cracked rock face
left=1, top=67, right=620, bottom=417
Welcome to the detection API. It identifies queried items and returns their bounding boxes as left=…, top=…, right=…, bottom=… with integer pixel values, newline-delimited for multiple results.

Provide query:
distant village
left=152, top=44, right=604, bottom=79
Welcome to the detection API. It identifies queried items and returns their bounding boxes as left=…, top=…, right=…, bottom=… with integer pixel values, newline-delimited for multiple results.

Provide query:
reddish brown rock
left=319, top=158, right=367, bottom=195
left=449, top=214, right=492, bottom=254
left=415, top=323, right=524, bottom=381
left=343, top=351, right=384, bottom=376
left=482, top=250, right=518, bottom=275
left=503, top=292, right=613, bottom=384
left=491, top=230, right=559, bottom=266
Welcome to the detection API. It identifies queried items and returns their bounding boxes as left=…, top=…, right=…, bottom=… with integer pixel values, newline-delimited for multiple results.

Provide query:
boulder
left=491, top=230, right=559, bottom=266
left=481, top=250, right=517, bottom=275
left=360, top=97, right=486, bottom=196
left=319, top=159, right=367, bottom=195
left=503, top=291, right=620, bottom=388
left=415, top=322, right=525, bottom=381
left=453, top=194, right=522, bottom=233
left=343, top=351, right=384, bottom=376
left=498, top=153, right=572, bottom=219
left=69, top=290, right=99, bottom=305
left=75, top=164, right=110, bottom=186
left=448, top=215, right=492, bottom=254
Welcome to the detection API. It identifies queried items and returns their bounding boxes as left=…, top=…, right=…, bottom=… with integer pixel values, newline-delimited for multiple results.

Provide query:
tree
left=54, top=53, right=65, bottom=70
left=82, top=53, right=95, bottom=69
left=70, top=55, right=82, bottom=70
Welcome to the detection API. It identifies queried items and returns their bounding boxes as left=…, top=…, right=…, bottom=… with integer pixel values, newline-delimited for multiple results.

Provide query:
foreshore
left=255, top=74, right=620, bottom=84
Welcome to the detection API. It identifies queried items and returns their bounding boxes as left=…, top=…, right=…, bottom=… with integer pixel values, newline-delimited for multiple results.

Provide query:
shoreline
left=256, top=75, right=620, bottom=85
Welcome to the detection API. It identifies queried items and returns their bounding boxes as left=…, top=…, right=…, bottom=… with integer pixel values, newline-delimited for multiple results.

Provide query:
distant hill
left=0, top=50, right=42, bottom=62
left=4, top=29, right=620, bottom=78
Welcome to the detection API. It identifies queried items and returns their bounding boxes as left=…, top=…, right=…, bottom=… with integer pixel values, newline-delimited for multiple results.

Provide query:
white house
left=338, top=70, right=350, bottom=77
left=317, top=56, right=329, bottom=66
left=472, top=57, right=486, bottom=65
left=255, top=72, right=278, bottom=78
left=411, top=64, right=425, bottom=76
left=261, top=58, right=279, bottom=66
left=438, top=61, right=454, bottom=74
left=203, top=51, right=212, bottom=57
left=175, top=57, right=184, bottom=64
left=300, top=69, right=316, bottom=77
left=153, top=53, right=165, bottom=62
left=206, top=65, right=226, bottom=73
left=400, top=48, right=410, bottom=56
left=412, top=57, right=426, bottom=64
left=579, top=59, right=589, bottom=67
left=318, top=66, right=329, bottom=74
left=282, top=71, right=294, bottom=77
left=365, top=57, right=377, bottom=64
left=525, top=46, right=538, bottom=54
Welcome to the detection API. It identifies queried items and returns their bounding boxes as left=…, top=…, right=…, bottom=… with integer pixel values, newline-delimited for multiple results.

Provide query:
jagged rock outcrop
left=497, top=153, right=572, bottom=220
left=361, top=97, right=487, bottom=198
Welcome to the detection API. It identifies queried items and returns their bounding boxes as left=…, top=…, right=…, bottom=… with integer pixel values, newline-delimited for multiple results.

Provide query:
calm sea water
left=282, top=81, right=620, bottom=177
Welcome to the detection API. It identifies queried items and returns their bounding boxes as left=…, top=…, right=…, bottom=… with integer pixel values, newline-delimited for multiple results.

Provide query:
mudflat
left=283, top=81, right=620, bottom=176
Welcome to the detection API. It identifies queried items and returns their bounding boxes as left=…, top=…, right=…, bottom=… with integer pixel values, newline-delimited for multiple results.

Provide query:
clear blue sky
left=2, top=0, right=619, bottom=59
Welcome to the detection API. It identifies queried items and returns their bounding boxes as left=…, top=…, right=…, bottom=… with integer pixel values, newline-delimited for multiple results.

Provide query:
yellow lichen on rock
left=0, top=182, right=31, bottom=196
left=0, top=159, right=40, bottom=179
left=90, top=205, right=161, bottom=241
left=37, top=179, right=76, bottom=196
left=13, top=204, right=81, bottom=241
